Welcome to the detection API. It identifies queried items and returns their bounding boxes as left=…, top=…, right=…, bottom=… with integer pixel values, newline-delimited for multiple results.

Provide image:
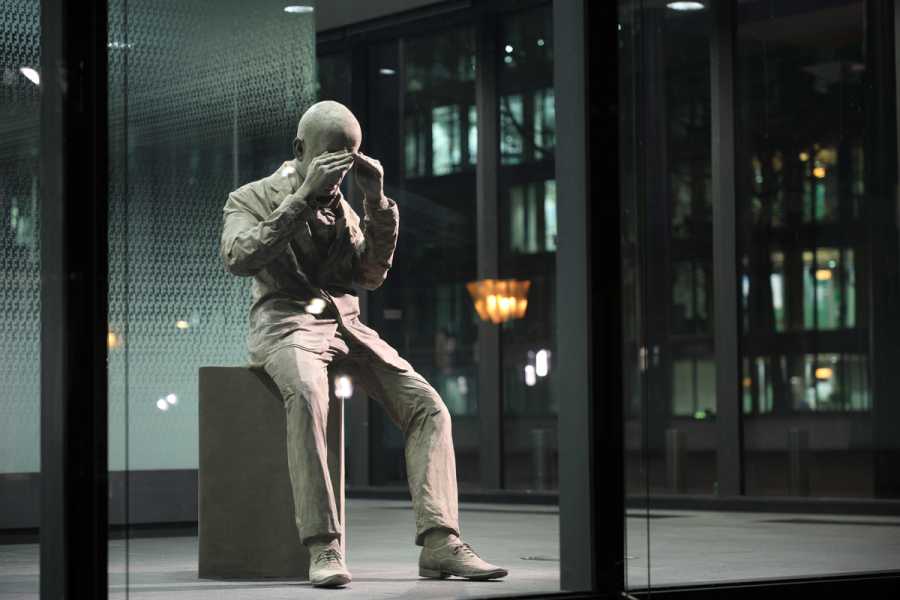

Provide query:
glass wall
left=0, top=0, right=41, bottom=579
left=620, top=0, right=900, bottom=590
left=497, top=4, right=558, bottom=491
left=736, top=0, right=873, bottom=498
left=358, top=26, right=482, bottom=488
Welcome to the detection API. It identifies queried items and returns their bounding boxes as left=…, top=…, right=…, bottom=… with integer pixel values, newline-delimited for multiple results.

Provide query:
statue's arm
left=353, top=196, right=399, bottom=290
left=220, top=187, right=310, bottom=276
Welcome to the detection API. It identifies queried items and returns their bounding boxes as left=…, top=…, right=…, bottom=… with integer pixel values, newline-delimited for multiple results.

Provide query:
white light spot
left=457, top=376, right=468, bottom=395
left=166, top=393, right=178, bottom=405
left=19, top=67, right=40, bottom=85
left=379, top=67, right=396, bottom=76
left=537, top=38, right=545, bottom=47
left=156, top=399, right=169, bottom=411
left=535, top=349, right=550, bottom=377
left=284, top=5, right=314, bottom=13
left=280, top=164, right=296, bottom=177
left=176, top=319, right=190, bottom=330
left=667, top=1, right=705, bottom=11
left=504, top=56, right=513, bottom=64
left=305, top=298, right=327, bottom=315
left=524, top=365, right=537, bottom=387
left=334, top=375, right=353, bottom=399
left=504, top=44, right=514, bottom=54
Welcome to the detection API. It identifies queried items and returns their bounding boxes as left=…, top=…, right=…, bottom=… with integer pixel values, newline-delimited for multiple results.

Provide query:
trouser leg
left=344, top=352, right=460, bottom=545
left=264, top=345, right=341, bottom=545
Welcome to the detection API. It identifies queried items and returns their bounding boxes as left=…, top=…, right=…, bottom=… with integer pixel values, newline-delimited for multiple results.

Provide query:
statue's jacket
left=220, top=161, right=412, bottom=371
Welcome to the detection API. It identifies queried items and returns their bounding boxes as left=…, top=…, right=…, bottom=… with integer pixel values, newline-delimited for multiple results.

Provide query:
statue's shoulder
left=225, top=169, right=284, bottom=218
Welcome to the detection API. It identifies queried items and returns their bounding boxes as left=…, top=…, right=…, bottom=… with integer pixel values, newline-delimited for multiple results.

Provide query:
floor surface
left=2, top=499, right=899, bottom=598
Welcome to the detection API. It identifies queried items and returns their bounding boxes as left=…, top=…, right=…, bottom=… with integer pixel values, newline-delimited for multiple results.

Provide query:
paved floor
left=2, top=500, right=900, bottom=598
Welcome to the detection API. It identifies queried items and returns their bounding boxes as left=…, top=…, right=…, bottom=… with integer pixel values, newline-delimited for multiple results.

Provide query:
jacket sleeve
left=353, top=196, right=399, bottom=290
left=220, top=186, right=310, bottom=277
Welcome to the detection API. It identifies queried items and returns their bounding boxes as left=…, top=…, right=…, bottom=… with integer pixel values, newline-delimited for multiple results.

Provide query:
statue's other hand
left=353, top=151, right=385, bottom=201
left=301, top=150, right=354, bottom=202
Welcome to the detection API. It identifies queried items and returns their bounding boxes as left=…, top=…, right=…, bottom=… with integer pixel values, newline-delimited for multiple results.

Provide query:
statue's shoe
left=308, top=540, right=352, bottom=588
left=419, top=539, right=508, bottom=580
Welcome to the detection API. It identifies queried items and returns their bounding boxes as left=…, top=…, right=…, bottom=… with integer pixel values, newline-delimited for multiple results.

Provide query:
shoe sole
left=419, top=567, right=508, bottom=580
left=312, top=574, right=352, bottom=588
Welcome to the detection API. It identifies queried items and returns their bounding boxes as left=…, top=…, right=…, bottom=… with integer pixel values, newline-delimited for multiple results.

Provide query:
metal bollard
left=665, top=428, right=688, bottom=493
left=788, top=427, right=810, bottom=496
left=531, top=428, right=549, bottom=491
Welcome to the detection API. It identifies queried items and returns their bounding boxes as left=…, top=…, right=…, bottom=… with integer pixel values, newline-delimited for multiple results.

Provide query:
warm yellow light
left=815, top=269, right=832, bottom=281
left=742, top=377, right=752, bottom=388
left=175, top=320, right=190, bottom=330
left=108, top=331, right=120, bottom=349
left=813, top=166, right=826, bottom=179
left=466, top=279, right=531, bottom=324
left=798, top=151, right=810, bottom=162
left=815, top=367, right=833, bottom=380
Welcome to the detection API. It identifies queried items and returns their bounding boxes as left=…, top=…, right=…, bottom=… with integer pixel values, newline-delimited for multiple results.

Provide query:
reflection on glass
left=499, top=4, right=557, bottom=491
left=366, top=28, right=480, bottom=487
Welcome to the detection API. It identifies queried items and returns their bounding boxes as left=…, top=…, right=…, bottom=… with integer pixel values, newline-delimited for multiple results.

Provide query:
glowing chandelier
left=466, top=278, right=531, bottom=324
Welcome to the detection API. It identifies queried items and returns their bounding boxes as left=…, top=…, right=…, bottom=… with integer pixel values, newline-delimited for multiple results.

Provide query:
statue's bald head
left=293, top=101, right=362, bottom=170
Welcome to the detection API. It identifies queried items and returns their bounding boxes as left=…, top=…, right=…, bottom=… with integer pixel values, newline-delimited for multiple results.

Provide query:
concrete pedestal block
left=198, top=366, right=344, bottom=579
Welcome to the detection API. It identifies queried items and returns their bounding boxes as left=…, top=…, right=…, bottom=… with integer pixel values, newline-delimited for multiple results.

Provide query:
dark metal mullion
left=556, top=0, right=625, bottom=593
left=40, top=0, right=109, bottom=597
left=711, top=0, right=744, bottom=497
left=475, top=10, right=503, bottom=491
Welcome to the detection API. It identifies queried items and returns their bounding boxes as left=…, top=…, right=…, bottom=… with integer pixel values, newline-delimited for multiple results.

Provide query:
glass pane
left=498, top=3, right=559, bottom=492
left=622, top=0, right=900, bottom=590
left=366, top=28, right=481, bottom=489
left=107, top=0, right=316, bottom=595
left=0, top=0, right=41, bottom=594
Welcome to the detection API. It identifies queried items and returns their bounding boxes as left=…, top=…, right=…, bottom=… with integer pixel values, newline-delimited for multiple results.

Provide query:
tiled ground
left=2, top=499, right=899, bottom=598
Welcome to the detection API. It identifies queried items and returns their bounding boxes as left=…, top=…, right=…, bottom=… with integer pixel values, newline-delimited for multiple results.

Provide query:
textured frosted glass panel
left=0, top=0, right=40, bottom=474
left=107, top=0, right=316, bottom=470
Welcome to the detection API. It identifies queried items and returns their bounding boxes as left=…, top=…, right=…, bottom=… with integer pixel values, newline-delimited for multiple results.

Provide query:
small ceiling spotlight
left=667, top=1, right=706, bottom=11
left=284, top=5, right=314, bottom=14
left=379, top=67, right=396, bottom=76
left=19, top=67, right=40, bottom=85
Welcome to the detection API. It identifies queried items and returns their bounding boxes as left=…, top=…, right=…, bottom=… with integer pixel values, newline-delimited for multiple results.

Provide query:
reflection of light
left=667, top=1, right=705, bottom=10
left=379, top=67, right=396, bottom=76
left=156, top=399, right=169, bottom=411
left=466, top=279, right=530, bottom=324
left=176, top=320, right=190, bottom=330
left=813, top=166, right=826, bottom=178
left=535, top=349, right=550, bottom=377
left=815, top=269, right=832, bottom=281
left=693, top=409, right=707, bottom=420
left=306, top=298, right=327, bottom=315
left=166, top=393, right=178, bottom=405
left=815, top=367, right=833, bottom=380
left=504, top=44, right=514, bottom=53
left=799, top=151, right=810, bottom=162
left=283, top=5, right=314, bottom=13
left=108, top=331, right=120, bottom=349
left=524, top=365, right=537, bottom=387
left=334, top=375, right=353, bottom=399
left=19, top=67, right=40, bottom=85
left=457, top=376, right=468, bottom=395
left=537, top=38, right=545, bottom=47
left=742, top=377, right=752, bottom=388
left=504, top=56, right=513, bottom=64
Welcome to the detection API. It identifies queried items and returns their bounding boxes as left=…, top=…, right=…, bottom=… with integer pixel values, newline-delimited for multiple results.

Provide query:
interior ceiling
left=313, top=0, right=447, bottom=32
